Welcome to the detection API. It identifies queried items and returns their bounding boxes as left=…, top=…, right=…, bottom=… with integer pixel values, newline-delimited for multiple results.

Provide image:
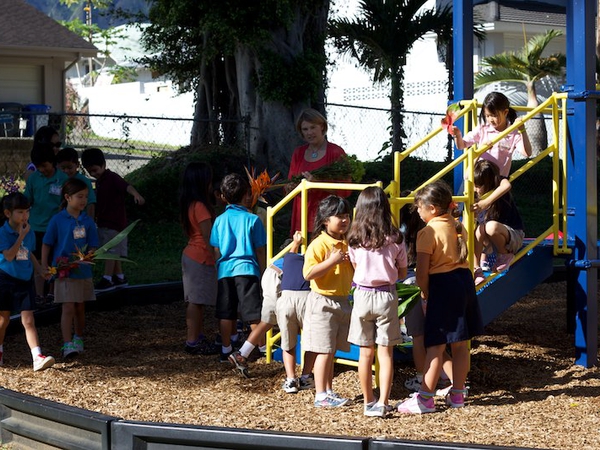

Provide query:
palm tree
left=474, top=29, right=566, bottom=154
left=329, top=0, right=451, bottom=154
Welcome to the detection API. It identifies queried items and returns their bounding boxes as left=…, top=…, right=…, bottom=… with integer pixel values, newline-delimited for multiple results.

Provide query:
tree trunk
left=524, top=82, right=548, bottom=155
left=390, top=68, right=406, bottom=154
left=190, top=1, right=329, bottom=174
left=235, top=45, right=307, bottom=174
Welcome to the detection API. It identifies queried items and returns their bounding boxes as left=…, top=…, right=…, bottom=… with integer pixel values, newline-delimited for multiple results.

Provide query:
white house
left=326, top=0, right=566, bottom=161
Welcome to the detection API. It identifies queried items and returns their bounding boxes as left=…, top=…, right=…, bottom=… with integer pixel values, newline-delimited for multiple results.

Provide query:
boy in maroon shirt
left=81, top=148, right=145, bottom=291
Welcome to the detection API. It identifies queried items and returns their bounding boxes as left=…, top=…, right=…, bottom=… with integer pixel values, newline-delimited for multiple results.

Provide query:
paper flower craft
left=441, top=103, right=461, bottom=134
left=48, top=220, right=139, bottom=279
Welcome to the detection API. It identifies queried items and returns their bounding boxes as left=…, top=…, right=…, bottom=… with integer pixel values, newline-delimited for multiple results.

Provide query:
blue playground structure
left=452, top=0, right=597, bottom=368
left=267, top=0, right=598, bottom=370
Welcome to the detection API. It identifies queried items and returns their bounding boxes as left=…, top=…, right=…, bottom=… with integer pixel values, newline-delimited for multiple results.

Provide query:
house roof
left=0, top=0, right=97, bottom=55
left=473, top=1, right=565, bottom=27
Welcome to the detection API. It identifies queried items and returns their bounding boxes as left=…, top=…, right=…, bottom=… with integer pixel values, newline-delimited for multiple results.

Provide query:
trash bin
left=0, top=102, right=23, bottom=137
left=23, top=104, right=51, bottom=137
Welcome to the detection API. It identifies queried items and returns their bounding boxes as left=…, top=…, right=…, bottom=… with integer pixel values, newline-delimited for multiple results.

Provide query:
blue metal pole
left=452, top=0, right=473, bottom=194
left=565, top=0, right=597, bottom=367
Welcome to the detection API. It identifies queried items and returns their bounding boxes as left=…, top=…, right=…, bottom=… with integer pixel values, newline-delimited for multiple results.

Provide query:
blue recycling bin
left=23, top=104, right=51, bottom=137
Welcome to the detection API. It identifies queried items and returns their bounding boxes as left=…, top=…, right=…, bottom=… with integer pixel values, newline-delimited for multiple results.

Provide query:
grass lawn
left=95, top=221, right=187, bottom=285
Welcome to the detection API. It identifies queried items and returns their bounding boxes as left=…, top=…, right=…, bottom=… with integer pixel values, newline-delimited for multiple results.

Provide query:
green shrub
left=125, top=145, right=252, bottom=223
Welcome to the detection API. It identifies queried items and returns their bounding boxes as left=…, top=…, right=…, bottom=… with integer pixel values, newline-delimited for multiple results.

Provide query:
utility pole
left=84, top=0, right=94, bottom=85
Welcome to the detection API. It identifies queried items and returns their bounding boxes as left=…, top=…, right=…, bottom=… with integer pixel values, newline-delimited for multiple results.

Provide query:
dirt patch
left=1, top=280, right=599, bottom=449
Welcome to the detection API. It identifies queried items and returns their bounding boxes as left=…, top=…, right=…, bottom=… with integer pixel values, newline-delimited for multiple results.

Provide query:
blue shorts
left=216, top=276, right=262, bottom=322
left=424, top=268, right=484, bottom=348
left=0, top=271, right=35, bottom=312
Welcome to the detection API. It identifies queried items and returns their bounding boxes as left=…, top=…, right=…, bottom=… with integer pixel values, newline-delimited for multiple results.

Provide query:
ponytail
left=507, top=107, right=517, bottom=124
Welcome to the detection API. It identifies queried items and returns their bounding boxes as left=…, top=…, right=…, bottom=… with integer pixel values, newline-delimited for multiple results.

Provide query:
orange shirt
left=183, top=202, right=215, bottom=265
left=416, top=215, right=468, bottom=274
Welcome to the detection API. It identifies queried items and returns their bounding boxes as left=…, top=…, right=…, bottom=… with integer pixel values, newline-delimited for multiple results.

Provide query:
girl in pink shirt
left=450, top=92, right=532, bottom=177
left=347, top=186, right=408, bottom=417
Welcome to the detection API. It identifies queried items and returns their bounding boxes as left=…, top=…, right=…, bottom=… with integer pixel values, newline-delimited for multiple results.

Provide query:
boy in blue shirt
left=210, top=173, right=266, bottom=362
left=24, top=143, right=68, bottom=303
left=56, top=147, right=96, bottom=219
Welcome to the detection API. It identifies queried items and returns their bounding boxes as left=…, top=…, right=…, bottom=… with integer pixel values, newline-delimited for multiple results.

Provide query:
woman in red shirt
left=287, top=109, right=350, bottom=235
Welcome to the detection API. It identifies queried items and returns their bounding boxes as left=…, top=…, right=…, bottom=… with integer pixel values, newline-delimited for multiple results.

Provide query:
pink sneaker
left=494, top=253, right=514, bottom=272
left=396, top=394, right=435, bottom=414
left=445, top=390, right=465, bottom=408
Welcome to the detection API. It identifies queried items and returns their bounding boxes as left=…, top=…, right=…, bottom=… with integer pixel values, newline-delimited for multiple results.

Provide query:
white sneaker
left=33, top=354, right=55, bottom=372
left=282, top=378, right=299, bottom=394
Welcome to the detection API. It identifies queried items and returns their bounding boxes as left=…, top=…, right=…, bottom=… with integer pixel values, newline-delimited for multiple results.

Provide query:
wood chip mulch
left=1, top=280, right=599, bottom=450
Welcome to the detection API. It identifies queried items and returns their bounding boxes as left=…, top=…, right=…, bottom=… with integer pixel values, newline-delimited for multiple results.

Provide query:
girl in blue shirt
left=42, top=178, right=99, bottom=360
left=0, top=193, right=55, bottom=371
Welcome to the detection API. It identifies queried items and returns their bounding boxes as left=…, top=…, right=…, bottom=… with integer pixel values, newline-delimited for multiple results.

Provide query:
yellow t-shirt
left=416, top=215, right=468, bottom=274
left=303, top=231, right=353, bottom=296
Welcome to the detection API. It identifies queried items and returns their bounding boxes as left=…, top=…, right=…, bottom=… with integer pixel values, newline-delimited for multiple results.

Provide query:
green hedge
left=121, top=148, right=586, bottom=284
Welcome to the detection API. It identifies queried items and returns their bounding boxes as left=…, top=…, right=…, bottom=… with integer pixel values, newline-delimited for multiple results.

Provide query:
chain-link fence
left=326, top=102, right=450, bottom=162
left=0, top=111, right=250, bottom=179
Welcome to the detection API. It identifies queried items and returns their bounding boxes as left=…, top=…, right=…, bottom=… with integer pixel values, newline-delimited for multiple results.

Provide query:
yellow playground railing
left=264, top=92, right=571, bottom=381
left=387, top=92, right=571, bottom=288
left=264, top=179, right=381, bottom=367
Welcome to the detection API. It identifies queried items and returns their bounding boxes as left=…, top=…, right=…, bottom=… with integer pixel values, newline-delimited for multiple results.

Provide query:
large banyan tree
left=140, top=0, right=330, bottom=172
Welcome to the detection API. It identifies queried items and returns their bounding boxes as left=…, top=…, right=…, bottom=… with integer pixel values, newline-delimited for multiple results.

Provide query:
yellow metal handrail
left=263, top=92, right=570, bottom=381
left=391, top=92, right=571, bottom=289
left=264, top=179, right=381, bottom=365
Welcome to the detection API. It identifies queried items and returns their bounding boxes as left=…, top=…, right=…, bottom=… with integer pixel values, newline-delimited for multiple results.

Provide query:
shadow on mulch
left=2, top=279, right=599, bottom=450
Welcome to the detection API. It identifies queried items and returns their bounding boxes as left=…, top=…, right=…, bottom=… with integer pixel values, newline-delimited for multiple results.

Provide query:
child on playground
left=347, top=186, right=407, bottom=417
left=56, top=147, right=96, bottom=218
left=0, top=193, right=55, bottom=371
left=396, top=180, right=483, bottom=414
left=472, top=159, right=525, bottom=284
left=24, top=142, right=69, bottom=304
left=229, top=231, right=316, bottom=392
left=81, top=148, right=145, bottom=292
left=302, top=195, right=353, bottom=408
left=276, top=232, right=316, bottom=393
left=227, top=239, right=288, bottom=378
left=179, top=162, right=218, bottom=356
left=209, top=173, right=266, bottom=363
left=450, top=91, right=532, bottom=177
left=42, top=178, right=99, bottom=359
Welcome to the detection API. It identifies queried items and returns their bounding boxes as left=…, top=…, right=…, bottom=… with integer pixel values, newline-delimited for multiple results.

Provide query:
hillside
left=24, top=0, right=149, bottom=28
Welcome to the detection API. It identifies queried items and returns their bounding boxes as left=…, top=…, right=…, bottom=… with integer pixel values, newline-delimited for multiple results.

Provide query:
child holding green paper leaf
left=42, top=178, right=98, bottom=359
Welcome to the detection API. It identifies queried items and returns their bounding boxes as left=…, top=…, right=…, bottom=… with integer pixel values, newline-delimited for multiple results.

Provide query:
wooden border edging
left=111, top=421, right=368, bottom=450
left=0, top=387, right=540, bottom=450
left=369, top=439, right=542, bottom=450
left=0, top=388, right=117, bottom=450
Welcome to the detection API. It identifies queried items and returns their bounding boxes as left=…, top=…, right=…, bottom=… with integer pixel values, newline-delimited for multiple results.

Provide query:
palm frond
left=525, top=29, right=563, bottom=62
left=474, top=68, right=527, bottom=88
left=477, top=28, right=565, bottom=90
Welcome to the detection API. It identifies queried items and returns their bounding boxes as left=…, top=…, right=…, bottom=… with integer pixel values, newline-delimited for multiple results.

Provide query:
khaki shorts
left=348, top=287, right=401, bottom=347
left=302, top=291, right=351, bottom=354
left=504, top=226, right=525, bottom=254
left=276, top=290, right=309, bottom=351
left=54, top=278, right=96, bottom=303
left=98, top=227, right=128, bottom=257
left=260, top=265, right=282, bottom=325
